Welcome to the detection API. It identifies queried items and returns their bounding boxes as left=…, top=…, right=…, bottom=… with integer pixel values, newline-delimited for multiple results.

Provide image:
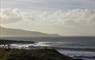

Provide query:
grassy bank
left=0, top=48, right=74, bottom=60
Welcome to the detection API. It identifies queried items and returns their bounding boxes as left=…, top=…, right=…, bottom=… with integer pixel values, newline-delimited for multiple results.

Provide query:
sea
left=1, top=37, right=95, bottom=60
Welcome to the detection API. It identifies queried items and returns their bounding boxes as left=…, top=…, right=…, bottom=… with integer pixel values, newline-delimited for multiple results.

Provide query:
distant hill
left=0, top=26, right=60, bottom=37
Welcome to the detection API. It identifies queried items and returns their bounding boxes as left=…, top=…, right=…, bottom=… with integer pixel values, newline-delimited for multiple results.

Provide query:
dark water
left=1, top=36, right=95, bottom=60
left=3, top=37, right=95, bottom=48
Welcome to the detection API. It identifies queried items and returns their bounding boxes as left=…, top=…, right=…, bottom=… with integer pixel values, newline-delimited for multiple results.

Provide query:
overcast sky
left=0, top=0, right=95, bottom=9
left=0, top=0, right=95, bottom=36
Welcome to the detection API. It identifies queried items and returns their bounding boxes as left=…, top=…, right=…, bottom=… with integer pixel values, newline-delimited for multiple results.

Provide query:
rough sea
left=1, top=37, right=95, bottom=60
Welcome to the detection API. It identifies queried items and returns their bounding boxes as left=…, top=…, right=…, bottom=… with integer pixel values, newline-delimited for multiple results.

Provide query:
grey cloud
left=1, top=8, right=95, bottom=36
left=0, top=8, right=23, bottom=24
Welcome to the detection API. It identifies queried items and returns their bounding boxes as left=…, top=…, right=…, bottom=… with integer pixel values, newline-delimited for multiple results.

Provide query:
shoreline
left=0, top=48, right=74, bottom=60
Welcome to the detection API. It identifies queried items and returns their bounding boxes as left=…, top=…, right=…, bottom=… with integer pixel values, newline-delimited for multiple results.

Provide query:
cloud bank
left=0, top=8, right=23, bottom=24
left=0, top=8, right=95, bottom=36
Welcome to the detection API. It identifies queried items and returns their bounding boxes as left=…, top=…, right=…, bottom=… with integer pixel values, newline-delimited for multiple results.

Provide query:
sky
left=0, top=0, right=95, bottom=9
left=0, top=0, right=95, bottom=36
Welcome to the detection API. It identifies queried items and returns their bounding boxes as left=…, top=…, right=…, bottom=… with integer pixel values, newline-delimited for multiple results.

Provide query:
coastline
left=0, top=48, right=74, bottom=60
